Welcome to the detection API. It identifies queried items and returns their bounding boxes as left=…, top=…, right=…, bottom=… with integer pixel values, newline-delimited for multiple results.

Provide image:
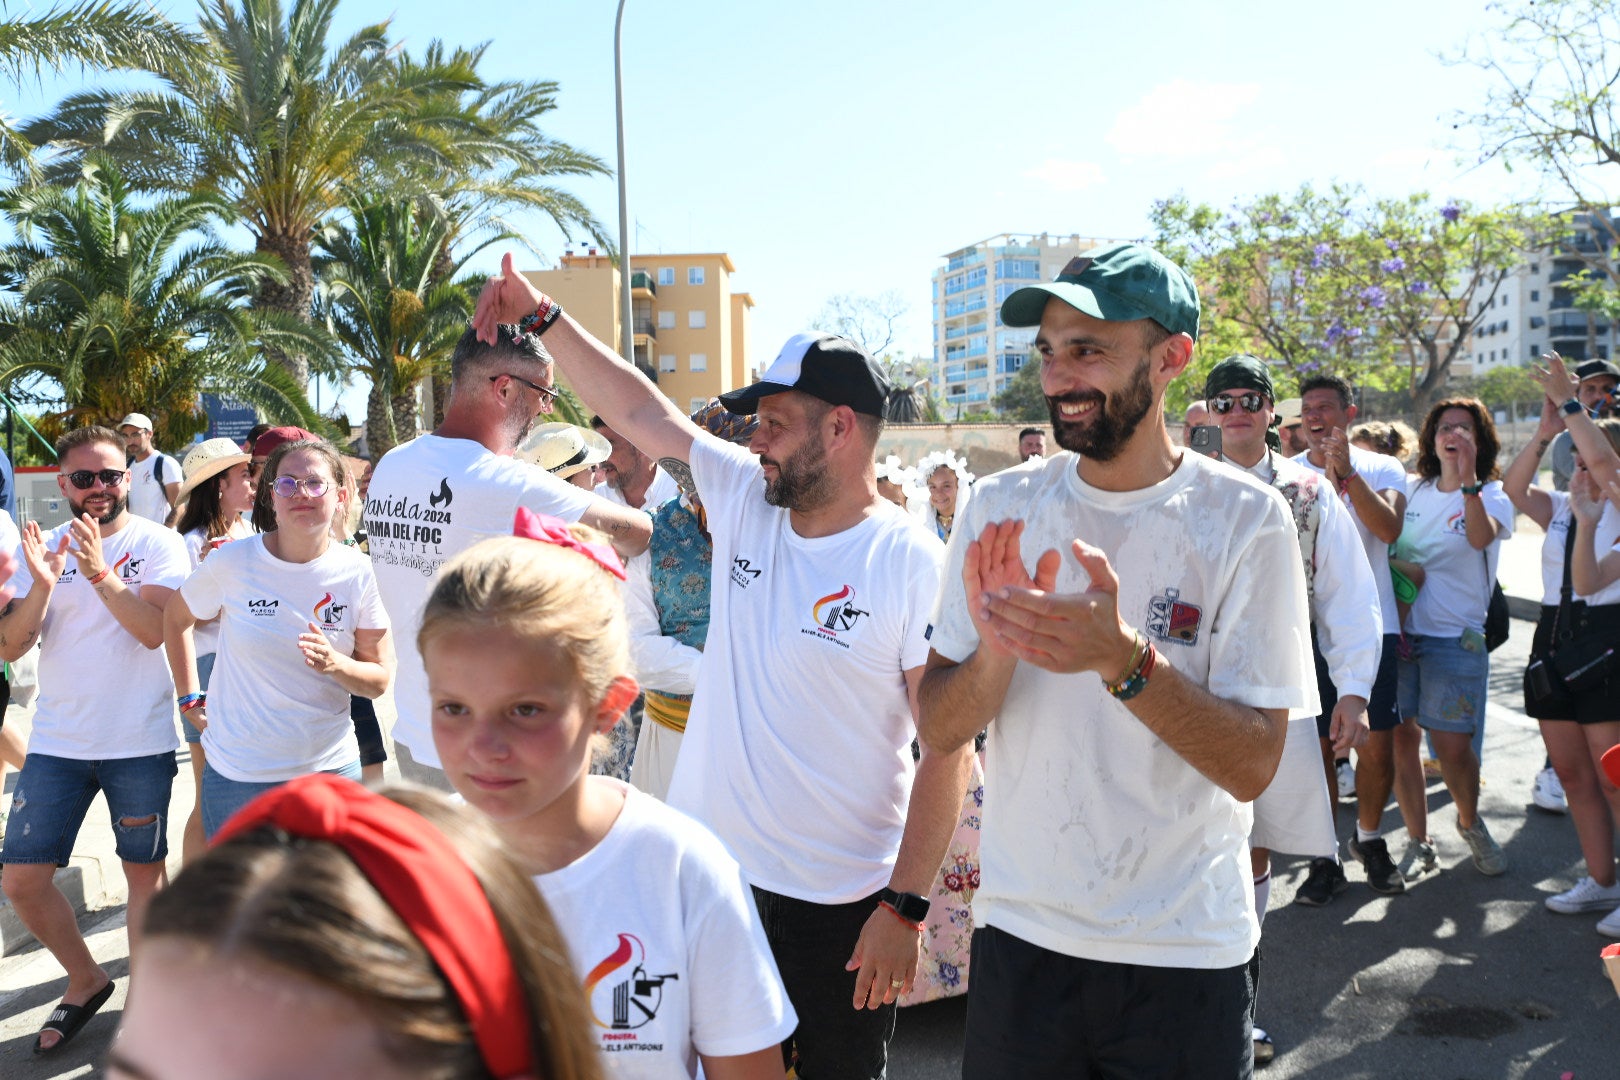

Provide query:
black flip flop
left=33, top=979, right=115, bottom=1055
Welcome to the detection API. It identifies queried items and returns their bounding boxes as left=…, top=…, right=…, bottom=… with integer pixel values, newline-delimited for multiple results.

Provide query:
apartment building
left=931, top=233, right=1127, bottom=411
left=525, top=249, right=754, bottom=414
left=1466, top=209, right=1620, bottom=376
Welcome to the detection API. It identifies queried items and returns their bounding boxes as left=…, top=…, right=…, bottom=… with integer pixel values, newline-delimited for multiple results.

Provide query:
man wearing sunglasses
left=0, top=426, right=189, bottom=1053
left=1203, top=354, right=1383, bottom=1064
left=1549, top=358, right=1619, bottom=492
left=367, top=323, right=651, bottom=791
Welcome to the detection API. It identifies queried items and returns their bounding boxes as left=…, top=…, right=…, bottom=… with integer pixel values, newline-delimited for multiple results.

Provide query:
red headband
left=513, top=506, right=627, bottom=580
left=212, top=774, right=534, bottom=1078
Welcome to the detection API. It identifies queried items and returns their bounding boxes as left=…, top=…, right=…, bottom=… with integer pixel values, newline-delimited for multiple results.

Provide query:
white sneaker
left=1546, top=876, right=1620, bottom=914
left=1597, top=904, right=1620, bottom=938
left=1532, top=766, right=1567, bottom=814
left=1337, top=760, right=1356, bottom=800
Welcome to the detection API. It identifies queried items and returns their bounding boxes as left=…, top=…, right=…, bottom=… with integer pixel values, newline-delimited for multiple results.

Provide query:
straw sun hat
left=516, top=422, right=611, bottom=479
left=175, top=438, right=252, bottom=502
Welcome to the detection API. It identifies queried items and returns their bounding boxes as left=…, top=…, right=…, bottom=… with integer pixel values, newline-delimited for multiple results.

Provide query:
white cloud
left=1107, top=80, right=1262, bottom=158
left=1205, top=145, right=1289, bottom=182
left=1023, top=158, right=1107, bottom=191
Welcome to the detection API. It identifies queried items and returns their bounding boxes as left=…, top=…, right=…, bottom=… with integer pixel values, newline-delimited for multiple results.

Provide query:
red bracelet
left=87, top=567, right=110, bottom=586
left=879, top=901, right=925, bottom=933
left=1336, top=473, right=1353, bottom=497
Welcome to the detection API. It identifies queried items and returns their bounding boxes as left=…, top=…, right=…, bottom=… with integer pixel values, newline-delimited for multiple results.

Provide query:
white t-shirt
left=1293, top=446, right=1408, bottom=635
left=367, top=434, right=596, bottom=766
left=128, top=451, right=181, bottom=523
left=1539, top=495, right=1620, bottom=606
left=536, top=782, right=796, bottom=1076
left=666, top=437, right=943, bottom=903
left=12, top=516, right=189, bottom=759
left=179, top=536, right=388, bottom=782
left=931, top=451, right=1315, bottom=970
left=1397, top=479, right=1515, bottom=638
left=597, top=468, right=681, bottom=512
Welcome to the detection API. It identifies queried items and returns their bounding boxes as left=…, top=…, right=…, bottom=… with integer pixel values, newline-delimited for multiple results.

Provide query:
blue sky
left=7, top=0, right=1551, bottom=420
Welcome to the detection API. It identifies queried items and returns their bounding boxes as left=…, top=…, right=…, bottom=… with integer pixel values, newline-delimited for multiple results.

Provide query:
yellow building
left=525, top=250, right=755, bottom=415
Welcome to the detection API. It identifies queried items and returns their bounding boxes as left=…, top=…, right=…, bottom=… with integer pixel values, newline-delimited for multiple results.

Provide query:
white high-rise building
left=1466, top=209, right=1620, bottom=376
left=932, top=233, right=1127, bottom=413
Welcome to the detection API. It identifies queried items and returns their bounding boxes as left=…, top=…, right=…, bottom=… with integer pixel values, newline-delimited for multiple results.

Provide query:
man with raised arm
left=473, top=255, right=974, bottom=1080
left=915, top=245, right=1315, bottom=1078
left=366, top=325, right=650, bottom=790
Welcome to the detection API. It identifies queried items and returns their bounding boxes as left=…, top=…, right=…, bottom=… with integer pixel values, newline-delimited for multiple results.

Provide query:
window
left=657, top=310, right=675, bottom=330
left=657, top=267, right=674, bottom=286
left=688, top=310, right=706, bottom=329
left=1531, top=290, right=1540, bottom=302
left=658, top=354, right=677, bottom=373
left=1529, top=343, right=1540, bottom=360
left=1531, top=262, right=1541, bottom=273
left=689, top=353, right=708, bottom=372
left=1502, top=294, right=1509, bottom=306
left=688, top=266, right=705, bottom=286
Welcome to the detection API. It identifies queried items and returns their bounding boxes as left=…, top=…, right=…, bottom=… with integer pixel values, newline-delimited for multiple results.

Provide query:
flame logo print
left=813, top=585, right=854, bottom=625
left=579, top=933, right=678, bottom=1031
left=429, top=477, right=453, bottom=508
left=113, top=552, right=132, bottom=578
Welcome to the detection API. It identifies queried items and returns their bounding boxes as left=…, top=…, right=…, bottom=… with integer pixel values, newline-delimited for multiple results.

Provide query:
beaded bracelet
left=1106, top=633, right=1159, bottom=702
left=518, top=296, right=564, bottom=337
left=1105, top=632, right=1145, bottom=692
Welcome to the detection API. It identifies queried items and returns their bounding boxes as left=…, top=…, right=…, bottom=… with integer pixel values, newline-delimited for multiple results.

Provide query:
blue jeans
left=2, top=751, right=177, bottom=865
left=201, top=758, right=362, bottom=840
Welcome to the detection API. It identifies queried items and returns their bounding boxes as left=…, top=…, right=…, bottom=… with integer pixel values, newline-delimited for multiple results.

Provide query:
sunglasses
left=1210, top=393, right=1268, bottom=415
left=66, top=468, right=127, bottom=490
left=489, top=372, right=558, bottom=406
left=271, top=475, right=331, bottom=499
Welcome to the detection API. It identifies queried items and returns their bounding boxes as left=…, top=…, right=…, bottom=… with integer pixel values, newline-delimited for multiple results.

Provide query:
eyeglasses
left=1210, top=393, right=1268, bottom=415
left=271, top=475, right=331, bottom=499
left=66, top=468, right=127, bottom=489
left=489, top=373, right=558, bottom=406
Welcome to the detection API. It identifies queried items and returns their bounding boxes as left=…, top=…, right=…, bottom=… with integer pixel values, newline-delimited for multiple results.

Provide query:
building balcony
left=946, top=251, right=986, bottom=272
left=634, top=320, right=658, bottom=339
left=1547, top=311, right=1610, bottom=336
left=630, top=269, right=657, bottom=297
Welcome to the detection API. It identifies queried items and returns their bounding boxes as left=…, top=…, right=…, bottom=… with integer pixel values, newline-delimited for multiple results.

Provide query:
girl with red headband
left=418, top=513, right=795, bottom=1079
left=106, top=773, right=601, bottom=1080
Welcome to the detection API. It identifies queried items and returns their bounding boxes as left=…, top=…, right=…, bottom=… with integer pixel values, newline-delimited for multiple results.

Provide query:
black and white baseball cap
left=718, top=332, right=890, bottom=418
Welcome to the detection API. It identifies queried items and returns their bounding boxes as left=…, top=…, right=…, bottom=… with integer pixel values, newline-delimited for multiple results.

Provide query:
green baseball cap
left=999, top=242, right=1201, bottom=340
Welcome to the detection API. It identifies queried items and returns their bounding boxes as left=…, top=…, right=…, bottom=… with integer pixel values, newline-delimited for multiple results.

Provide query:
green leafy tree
left=25, top=0, right=489, bottom=386
left=0, top=0, right=202, bottom=180
left=993, top=354, right=1046, bottom=421
left=0, top=159, right=326, bottom=447
left=1154, top=186, right=1540, bottom=413
left=315, top=198, right=487, bottom=460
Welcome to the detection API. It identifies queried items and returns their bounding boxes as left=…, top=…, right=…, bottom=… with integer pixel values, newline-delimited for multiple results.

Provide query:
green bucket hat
left=998, top=242, right=1201, bottom=340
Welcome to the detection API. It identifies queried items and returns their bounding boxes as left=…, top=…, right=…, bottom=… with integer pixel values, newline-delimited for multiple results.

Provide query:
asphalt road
left=1, top=619, right=1612, bottom=1078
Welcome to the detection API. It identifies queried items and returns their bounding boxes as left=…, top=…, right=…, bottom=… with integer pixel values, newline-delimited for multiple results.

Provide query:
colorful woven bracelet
left=518, top=297, right=564, bottom=337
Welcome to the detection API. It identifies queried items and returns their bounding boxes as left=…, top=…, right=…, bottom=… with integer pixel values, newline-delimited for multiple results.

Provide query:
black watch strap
left=879, top=887, right=930, bottom=923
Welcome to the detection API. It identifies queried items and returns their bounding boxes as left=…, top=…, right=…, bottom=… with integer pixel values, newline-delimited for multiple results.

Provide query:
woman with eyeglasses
left=164, top=437, right=394, bottom=838
left=1389, top=398, right=1514, bottom=879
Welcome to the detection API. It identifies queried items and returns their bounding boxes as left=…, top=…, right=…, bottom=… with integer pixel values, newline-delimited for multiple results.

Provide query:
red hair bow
left=213, top=774, right=534, bottom=1080
left=512, top=507, right=627, bottom=580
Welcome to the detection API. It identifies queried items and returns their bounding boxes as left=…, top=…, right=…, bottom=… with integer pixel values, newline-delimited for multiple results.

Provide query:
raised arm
left=1502, top=396, right=1564, bottom=530
left=1534, top=353, right=1620, bottom=500
left=474, top=252, right=698, bottom=465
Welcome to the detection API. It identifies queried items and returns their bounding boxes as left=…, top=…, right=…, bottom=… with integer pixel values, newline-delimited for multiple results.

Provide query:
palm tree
left=25, top=0, right=483, bottom=386
left=0, top=0, right=203, bottom=180
left=0, top=159, right=328, bottom=448
left=315, top=198, right=488, bottom=460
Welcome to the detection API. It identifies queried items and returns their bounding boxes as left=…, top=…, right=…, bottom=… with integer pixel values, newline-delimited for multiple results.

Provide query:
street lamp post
left=614, top=0, right=634, bottom=365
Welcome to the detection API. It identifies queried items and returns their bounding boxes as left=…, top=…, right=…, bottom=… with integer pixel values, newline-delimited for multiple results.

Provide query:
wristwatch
left=1461, top=483, right=1483, bottom=496
left=879, top=887, right=930, bottom=924
left=1562, top=398, right=1585, bottom=416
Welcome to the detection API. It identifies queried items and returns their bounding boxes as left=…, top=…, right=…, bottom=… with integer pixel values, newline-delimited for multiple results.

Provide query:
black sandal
left=33, top=979, right=115, bottom=1054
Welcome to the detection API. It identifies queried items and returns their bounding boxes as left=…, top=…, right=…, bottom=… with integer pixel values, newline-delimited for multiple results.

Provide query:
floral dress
left=900, top=750, right=985, bottom=1006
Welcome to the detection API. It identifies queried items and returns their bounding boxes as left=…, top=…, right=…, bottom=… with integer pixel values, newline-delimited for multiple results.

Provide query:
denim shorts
left=201, top=758, right=362, bottom=840
left=1397, top=633, right=1489, bottom=735
left=180, top=652, right=218, bottom=745
left=1, top=751, right=178, bottom=866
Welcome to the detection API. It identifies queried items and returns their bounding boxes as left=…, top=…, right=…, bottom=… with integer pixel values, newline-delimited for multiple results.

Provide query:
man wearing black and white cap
left=917, top=244, right=1315, bottom=1077
left=1550, top=358, right=1619, bottom=491
left=472, top=255, right=974, bottom=1079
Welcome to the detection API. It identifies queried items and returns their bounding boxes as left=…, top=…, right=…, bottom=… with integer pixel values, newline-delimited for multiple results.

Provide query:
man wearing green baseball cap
left=918, top=243, right=1317, bottom=1077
